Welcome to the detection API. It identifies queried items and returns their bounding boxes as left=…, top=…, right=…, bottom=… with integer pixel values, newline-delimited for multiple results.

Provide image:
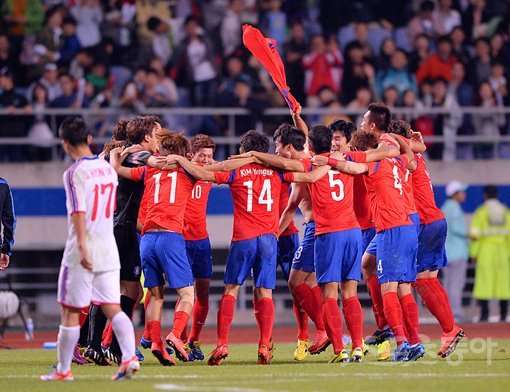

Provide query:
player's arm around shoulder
left=109, top=147, right=135, bottom=179
left=165, top=155, right=216, bottom=182
left=312, top=153, right=368, bottom=175
left=290, top=164, right=330, bottom=183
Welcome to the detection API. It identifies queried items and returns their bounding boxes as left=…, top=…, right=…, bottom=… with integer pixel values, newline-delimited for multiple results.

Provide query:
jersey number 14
left=243, top=179, right=273, bottom=212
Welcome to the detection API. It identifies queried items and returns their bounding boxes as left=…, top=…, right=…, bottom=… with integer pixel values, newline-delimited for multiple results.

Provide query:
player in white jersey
left=40, top=117, right=139, bottom=382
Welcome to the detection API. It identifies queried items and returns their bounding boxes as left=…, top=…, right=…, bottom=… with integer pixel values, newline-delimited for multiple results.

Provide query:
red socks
left=322, top=298, right=344, bottom=354
left=413, top=278, right=454, bottom=333
left=102, top=323, right=113, bottom=347
left=311, top=285, right=326, bottom=331
left=257, top=298, right=274, bottom=347
left=293, top=283, right=326, bottom=332
left=342, top=296, right=363, bottom=349
left=293, top=301, right=309, bottom=341
left=429, top=277, right=456, bottom=328
left=171, top=311, right=190, bottom=339
left=217, top=294, right=236, bottom=346
left=366, top=276, right=387, bottom=330
left=148, top=320, right=162, bottom=343
left=189, top=298, right=209, bottom=342
left=399, top=294, right=420, bottom=345
left=382, top=292, right=407, bottom=346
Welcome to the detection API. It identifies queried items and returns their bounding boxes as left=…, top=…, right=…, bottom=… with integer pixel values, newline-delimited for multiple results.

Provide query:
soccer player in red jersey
left=332, top=131, right=424, bottom=362
left=357, top=104, right=426, bottom=357
left=110, top=130, right=197, bottom=366
left=182, top=134, right=216, bottom=360
left=391, top=124, right=465, bottom=358
left=163, top=130, right=329, bottom=365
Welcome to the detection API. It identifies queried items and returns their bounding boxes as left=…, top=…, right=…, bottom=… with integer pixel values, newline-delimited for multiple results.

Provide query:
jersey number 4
left=91, top=182, right=115, bottom=221
left=243, top=179, right=273, bottom=212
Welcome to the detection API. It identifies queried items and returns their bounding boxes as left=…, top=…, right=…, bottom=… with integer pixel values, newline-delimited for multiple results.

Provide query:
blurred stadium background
left=0, top=0, right=510, bottom=331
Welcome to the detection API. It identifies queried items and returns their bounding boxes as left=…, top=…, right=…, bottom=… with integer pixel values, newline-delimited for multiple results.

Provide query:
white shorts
left=57, top=265, right=120, bottom=309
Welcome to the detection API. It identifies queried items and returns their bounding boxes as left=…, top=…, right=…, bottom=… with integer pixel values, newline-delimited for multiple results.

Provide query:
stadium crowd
left=0, top=0, right=509, bottom=162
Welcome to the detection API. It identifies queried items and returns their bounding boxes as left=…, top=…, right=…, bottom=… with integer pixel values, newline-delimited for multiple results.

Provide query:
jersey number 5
left=243, top=179, right=273, bottom=212
left=91, top=182, right=114, bottom=221
left=328, top=170, right=344, bottom=201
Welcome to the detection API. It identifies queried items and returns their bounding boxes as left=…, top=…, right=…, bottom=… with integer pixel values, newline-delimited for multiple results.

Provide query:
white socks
left=111, top=311, right=136, bottom=361
left=57, top=325, right=80, bottom=374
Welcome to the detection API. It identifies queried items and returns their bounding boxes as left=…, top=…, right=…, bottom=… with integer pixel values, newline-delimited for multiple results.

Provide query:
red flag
left=242, top=24, right=300, bottom=112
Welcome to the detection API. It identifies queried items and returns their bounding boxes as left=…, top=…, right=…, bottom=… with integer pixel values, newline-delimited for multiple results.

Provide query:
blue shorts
left=365, top=233, right=378, bottom=256
left=376, top=225, right=418, bottom=284
left=140, top=232, right=194, bottom=289
left=314, top=229, right=362, bottom=284
left=361, top=227, right=376, bottom=253
left=417, top=219, right=448, bottom=273
left=186, top=238, right=213, bottom=279
left=292, top=221, right=316, bottom=273
left=409, top=213, right=421, bottom=234
left=225, top=234, right=277, bottom=289
left=277, top=233, right=299, bottom=281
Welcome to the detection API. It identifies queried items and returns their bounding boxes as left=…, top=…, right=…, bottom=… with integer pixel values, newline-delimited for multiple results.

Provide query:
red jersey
left=214, top=164, right=293, bottom=242
left=353, top=174, right=375, bottom=230
left=301, top=155, right=359, bottom=236
left=279, top=182, right=299, bottom=237
left=131, top=166, right=195, bottom=235
left=365, top=156, right=412, bottom=232
left=400, top=139, right=417, bottom=215
left=183, top=180, right=213, bottom=241
left=412, top=153, right=445, bottom=224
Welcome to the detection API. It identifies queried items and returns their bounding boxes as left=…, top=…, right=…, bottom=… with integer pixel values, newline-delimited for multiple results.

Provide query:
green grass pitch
left=1, top=340, right=509, bottom=392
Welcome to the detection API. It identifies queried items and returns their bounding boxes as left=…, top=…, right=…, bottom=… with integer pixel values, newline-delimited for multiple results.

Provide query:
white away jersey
left=62, top=156, right=120, bottom=272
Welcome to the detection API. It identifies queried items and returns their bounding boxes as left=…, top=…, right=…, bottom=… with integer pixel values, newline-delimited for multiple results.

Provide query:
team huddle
left=41, top=102, right=464, bottom=381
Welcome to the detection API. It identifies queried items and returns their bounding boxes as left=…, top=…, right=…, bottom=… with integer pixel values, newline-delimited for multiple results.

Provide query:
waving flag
left=242, top=24, right=301, bottom=112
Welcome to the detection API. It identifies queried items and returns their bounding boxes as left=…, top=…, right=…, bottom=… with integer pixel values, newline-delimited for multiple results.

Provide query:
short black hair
left=308, top=126, right=332, bottom=155
left=147, top=16, right=162, bottom=31
left=240, top=130, right=270, bottom=153
left=273, top=123, right=305, bottom=151
left=329, top=119, right=356, bottom=142
left=420, top=0, right=435, bottom=12
left=484, top=185, right=498, bottom=199
left=437, top=35, right=452, bottom=46
left=63, top=16, right=77, bottom=26
left=59, top=116, right=89, bottom=146
left=367, top=102, right=391, bottom=132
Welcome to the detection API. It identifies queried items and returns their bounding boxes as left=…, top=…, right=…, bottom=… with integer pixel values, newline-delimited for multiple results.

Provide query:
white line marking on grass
left=154, top=385, right=265, bottom=392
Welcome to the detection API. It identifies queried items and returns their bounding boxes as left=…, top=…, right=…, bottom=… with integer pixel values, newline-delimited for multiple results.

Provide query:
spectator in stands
left=377, top=38, right=397, bottom=72
left=462, top=0, right=491, bottom=41
left=118, top=79, right=144, bottom=111
left=59, top=16, right=81, bottom=67
left=141, top=68, right=176, bottom=108
left=341, top=42, right=374, bottom=105
left=489, top=33, right=506, bottom=64
left=302, top=34, right=343, bottom=106
left=441, top=180, right=469, bottom=321
left=146, top=16, right=173, bottom=66
left=36, top=5, right=65, bottom=66
left=408, top=33, right=432, bottom=73
left=218, top=56, right=252, bottom=97
left=0, top=68, right=32, bottom=161
left=27, top=63, right=61, bottom=102
left=0, top=176, right=15, bottom=270
left=470, top=185, right=510, bottom=322
left=435, top=0, right=462, bottom=34
left=449, top=61, right=475, bottom=159
left=69, top=48, right=94, bottom=80
left=399, top=88, right=425, bottom=124
left=174, top=16, right=217, bottom=106
left=408, top=0, right=445, bottom=43
left=488, top=62, right=508, bottom=107
left=472, top=81, right=505, bottom=159
left=427, top=77, right=462, bottom=161
left=148, top=57, right=179, bottom=106
left=27, top=83, right=53, bottom=161
left=344, top=22, right=374, bottom=61
left=347, top=86, right=373, bottom=125
left=376, top=49, right=418, bottom=99
left=382, top=86, right=399, bottom=109
left=284, top=21, right=307, bottom=104
left=469, top=37, right=492, bottom=86
left=450, top=26, right=471, bottom=66
left=416, top=35, right=457, bottom=85
left=50, top=72, right=89, bottom=108
left=220, top=0, right=243, bottom=57
left=70, top=0, right=103, bottom=48
left=0, top=34, right=18, bottom=79
left=262, top=0, right=287, bottom=55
